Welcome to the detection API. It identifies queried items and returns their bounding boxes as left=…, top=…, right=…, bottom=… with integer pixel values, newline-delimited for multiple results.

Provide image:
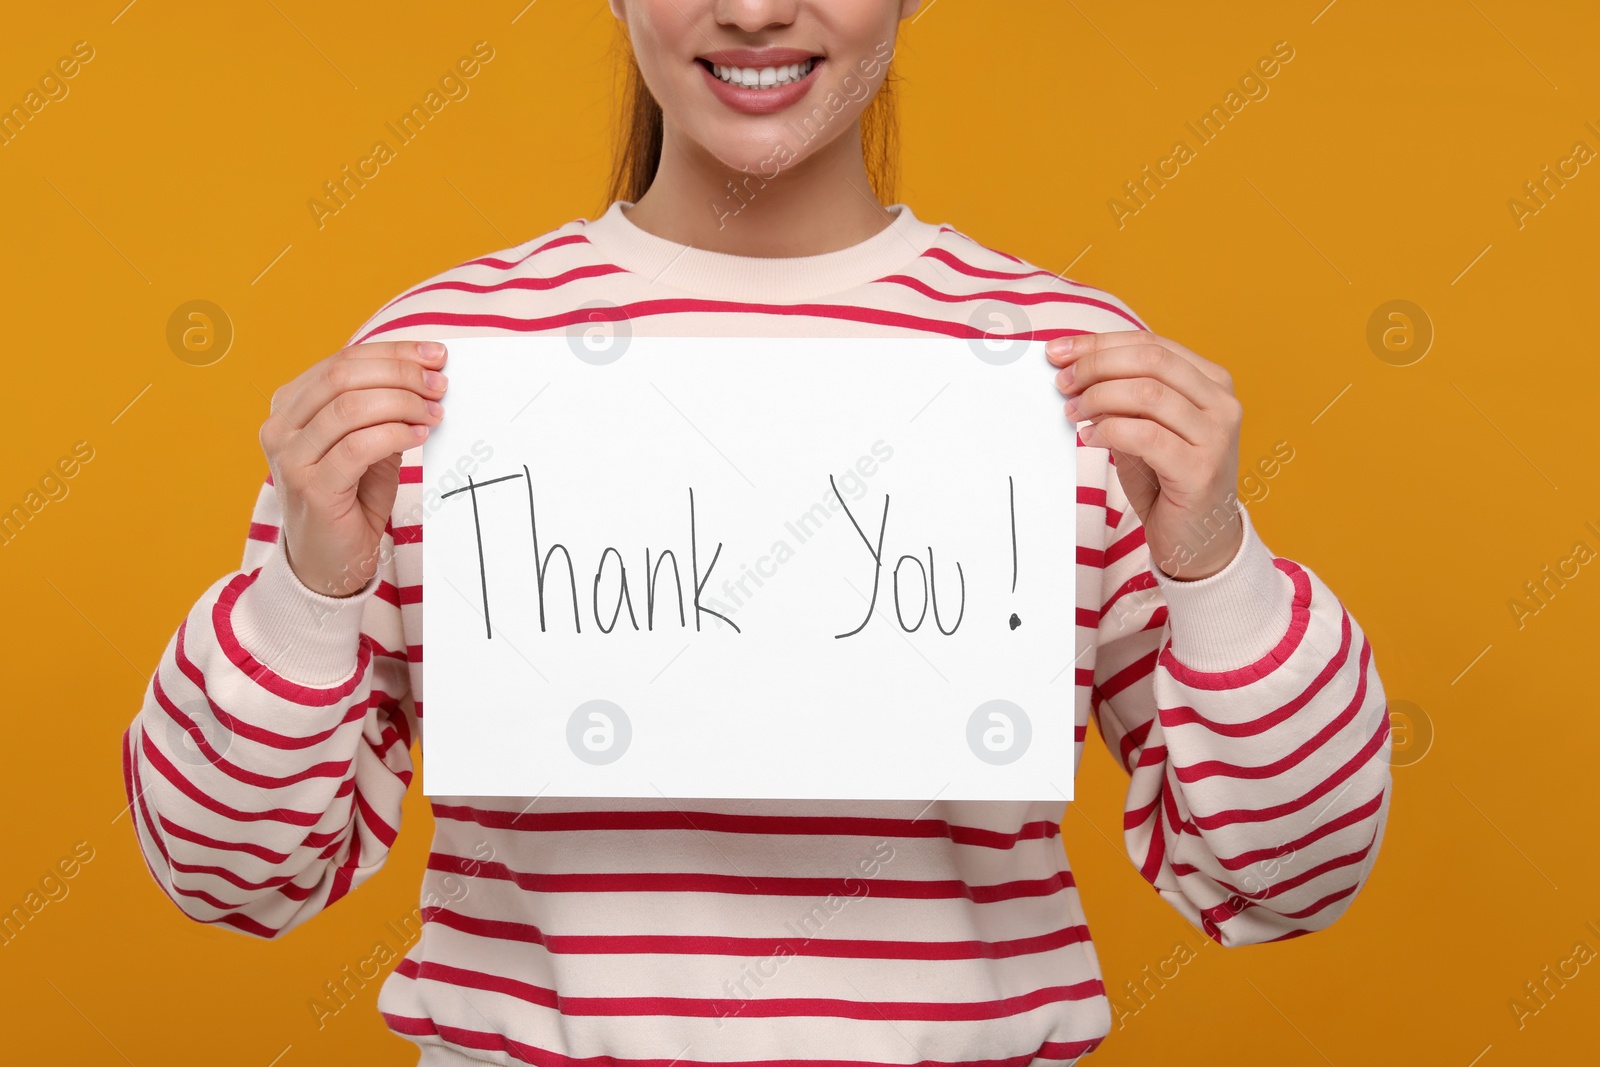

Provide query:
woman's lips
left=697, top=57, right=824, bottom=116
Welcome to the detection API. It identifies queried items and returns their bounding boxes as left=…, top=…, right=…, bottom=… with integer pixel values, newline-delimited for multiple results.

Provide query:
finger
left=1064, top=376, right=1213, bottom=447
left=272, top=341, right=449, bottom=430
left=281, top=387, right=443, bottom=470
left=1050, top=330, right=1232, bottom=391
left=309, top=422, right=430, bottom=497
left=1080, top=415, right=1194, bottom=484
left=1057, top=341, right=1222, bottom=413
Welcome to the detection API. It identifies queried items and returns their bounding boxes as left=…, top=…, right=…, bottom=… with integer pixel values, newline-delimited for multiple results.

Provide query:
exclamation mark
left=1008, top=475, right=1021, bottom=630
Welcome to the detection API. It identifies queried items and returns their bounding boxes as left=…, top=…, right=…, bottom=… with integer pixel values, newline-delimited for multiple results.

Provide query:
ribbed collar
left=580, top=198, right=942, bottom=302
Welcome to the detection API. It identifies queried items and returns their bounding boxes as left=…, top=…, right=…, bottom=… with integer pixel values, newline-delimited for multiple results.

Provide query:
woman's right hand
left=258, top=340, right=449, bottom=598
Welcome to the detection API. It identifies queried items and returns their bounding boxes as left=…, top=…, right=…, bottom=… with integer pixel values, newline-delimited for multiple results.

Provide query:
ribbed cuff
left=230, top=533, right=380, bottom=686
left=1149, top=503, right=1294, bottom=672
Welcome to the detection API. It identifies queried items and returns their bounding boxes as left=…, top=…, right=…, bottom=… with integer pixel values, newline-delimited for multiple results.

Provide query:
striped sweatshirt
left=121, top=199, right=1393, bottom=1066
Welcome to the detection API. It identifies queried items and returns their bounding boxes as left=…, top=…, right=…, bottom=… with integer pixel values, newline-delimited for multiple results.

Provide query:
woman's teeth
left=711, top=58, right=816, bottom=90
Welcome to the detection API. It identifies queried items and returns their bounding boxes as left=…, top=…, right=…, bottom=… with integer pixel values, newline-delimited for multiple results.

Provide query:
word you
left=447, top=460, right=1019, bottom=641
left=1507, top=120, right=1600, bottom=230
left=1508, top=918, right=1600, bottom=1030
left=714, top=840, right=896, bottom=1027
left=2, top=440, right=95, bottom=548
left=1, top=40, right=95, bottom=148
left=706, top=439, right=894, bottom=620
left=1507, top=518, right=1600, bottom=630
left=310, top=840, right=494, bottom=1028
left=309, top=41, right=496, bottom=229
left=1109, top=40, right=1296, bottom=229
left=1, top=840, right=95, bottom=947
left=713, top=38, right=895, bottom=228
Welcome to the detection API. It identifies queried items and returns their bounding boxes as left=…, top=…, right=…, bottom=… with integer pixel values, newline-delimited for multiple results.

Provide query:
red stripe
left=1185, top=840, right=1376, bottom=904
left=418, top=905, right=1088, bottom=961
left=394, top=954, right=1103, bottom=1022
left=151, top=670, right=351, bottom=786
left=355, top=299, right=1103, bottom=346
left=463, top=232, right=590, bottom=271
left=1187, top=713, right=1390, bottom=831
left=157, top=813, right=291, bottom=864
left=248, top=522, right=277, bottom=543
left=355, top=789, right=400, bottom=849
left=382, top=1012, right=1103, bottom=1066
left=1172, top=636, right=1373, bottom=783
left=376, top=264, right=627, bottom=310
left=430, top=805, right=1058, bottom=849
left=213, top=570, right=373, bottom=706
left=880, top=272, right=1149, bottom=322
left=360, top=235, right=597, bottom=321
left=920, top=246, right=1067, bottom=283
left=1209, top=787, right=1386, bottom=871
left=1100, top=648, right=1160, bottom=703
left=140, top=727, right=351, bottom=828
left=1158, top=560, right=1310, bottom=690
left=1103, top=525, right=1146, bottom=567
left=1160, top=612, right=1357, bottom=736
left=429, top=853, right=1073, bottom=903
left=172, top=619, right=387, bottom=749
left=1100, top=570, right=1157, bottom=620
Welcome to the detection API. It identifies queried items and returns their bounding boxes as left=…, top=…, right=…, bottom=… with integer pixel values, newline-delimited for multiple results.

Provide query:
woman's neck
left=621, top=120, right=895, bottom=258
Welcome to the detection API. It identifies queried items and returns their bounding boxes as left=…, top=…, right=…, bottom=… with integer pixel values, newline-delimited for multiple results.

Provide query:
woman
left=122, top=1, right=1393, bottom=1062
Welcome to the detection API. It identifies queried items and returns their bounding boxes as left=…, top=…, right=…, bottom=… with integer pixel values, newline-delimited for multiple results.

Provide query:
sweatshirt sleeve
left=1087, top=461, right=1393, bottom=947
left=119, top=472, right=417, bottom=939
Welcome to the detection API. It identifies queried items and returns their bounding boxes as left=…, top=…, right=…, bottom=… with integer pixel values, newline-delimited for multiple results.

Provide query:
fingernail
left=1055, top=336, right=1075, bottom=353
left=426, top=400, right=444, bottom=418
left=423, top=370, right=447, bottom=390
left=420, top=341, right=446, bottom=359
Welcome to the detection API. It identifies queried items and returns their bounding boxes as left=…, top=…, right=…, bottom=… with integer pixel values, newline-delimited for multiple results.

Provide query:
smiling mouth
left=695, top=57, right=821, bottom=90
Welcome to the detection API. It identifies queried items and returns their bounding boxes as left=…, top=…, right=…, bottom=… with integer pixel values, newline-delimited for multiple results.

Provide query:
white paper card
left=421, top=335, right=1080, bottom=801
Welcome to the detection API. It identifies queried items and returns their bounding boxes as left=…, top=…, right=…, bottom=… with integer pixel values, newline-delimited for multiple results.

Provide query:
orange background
left=4, top=1, right=1597, bottom=1063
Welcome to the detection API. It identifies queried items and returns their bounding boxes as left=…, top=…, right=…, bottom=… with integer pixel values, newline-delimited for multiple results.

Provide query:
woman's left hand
left=1047, top=329, right=1244, bottom=581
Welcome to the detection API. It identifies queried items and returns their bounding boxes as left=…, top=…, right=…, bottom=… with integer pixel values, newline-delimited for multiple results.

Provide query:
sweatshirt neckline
left=580, top=198, right=941, bottom=302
